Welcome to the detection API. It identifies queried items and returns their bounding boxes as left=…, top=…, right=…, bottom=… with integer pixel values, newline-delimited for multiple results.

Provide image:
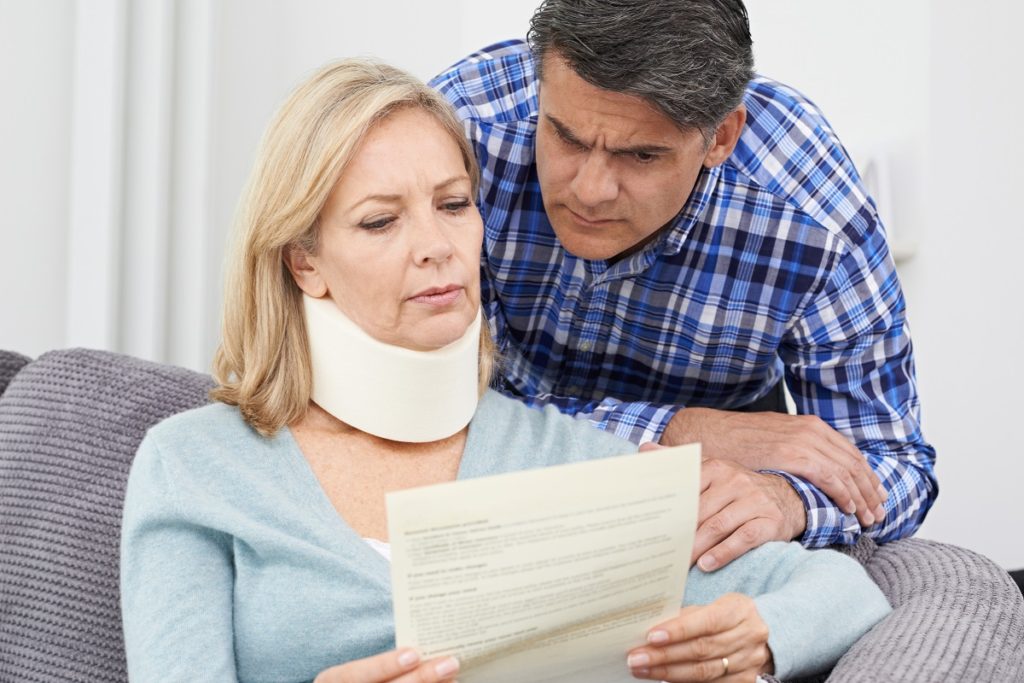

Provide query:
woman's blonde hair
left=211, top=59, right=493, bottom=436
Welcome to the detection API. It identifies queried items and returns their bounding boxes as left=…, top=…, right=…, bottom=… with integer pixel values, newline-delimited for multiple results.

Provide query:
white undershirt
left=363, top=537, right=391, bottom=562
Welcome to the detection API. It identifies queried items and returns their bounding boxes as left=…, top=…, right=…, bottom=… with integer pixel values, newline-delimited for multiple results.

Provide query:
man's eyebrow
left=609, top=142, right=673, bottom=156
left=545, top=114, right=672, bottom=156
left=546, top=114, right=588, bottom=148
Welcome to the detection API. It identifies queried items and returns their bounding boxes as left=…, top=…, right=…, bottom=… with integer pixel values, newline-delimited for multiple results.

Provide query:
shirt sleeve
left=779, top=224, right=938, bottom=547
left=685, top=541, right=892, bottom=680
left=541, top=393, right=680, bottom=446
left=120, top=434, right=239, bottom=682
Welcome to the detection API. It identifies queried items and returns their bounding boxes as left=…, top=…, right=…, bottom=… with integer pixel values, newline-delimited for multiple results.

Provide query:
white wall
left=746, top=1, right=929, bottom=260
left=1, top=1, right=1021, bottom=567
left=0, top=0, right=538, bottom=367
left=909, top=4, right=1024, bottom=568
left=0, top=1, right=74, bottom=357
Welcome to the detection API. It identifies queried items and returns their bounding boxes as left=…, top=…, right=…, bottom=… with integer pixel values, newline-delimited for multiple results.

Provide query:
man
left=431, top=0, right=937, bottom=570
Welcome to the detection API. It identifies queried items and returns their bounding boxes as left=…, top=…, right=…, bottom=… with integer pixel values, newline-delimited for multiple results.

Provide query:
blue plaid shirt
left=431, top=40, right=937, bottom=547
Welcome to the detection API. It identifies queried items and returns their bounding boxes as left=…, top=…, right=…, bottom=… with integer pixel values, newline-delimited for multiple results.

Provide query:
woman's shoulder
left=146, top=401, right=255, bottom=447
left=469, top=390, right=636, bottom=470
left=128, top=402, right=300, bottom=513
left=137, top=402, right=287, bottom=475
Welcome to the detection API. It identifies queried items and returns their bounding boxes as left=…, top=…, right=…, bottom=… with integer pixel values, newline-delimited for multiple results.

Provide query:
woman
left=120, top=59, right=890, bottom=683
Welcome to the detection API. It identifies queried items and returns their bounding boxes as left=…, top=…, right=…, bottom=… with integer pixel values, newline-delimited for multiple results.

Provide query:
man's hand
left=690, top=458, right=805, bottom=571
left=662, top=407, right=886, bottom=529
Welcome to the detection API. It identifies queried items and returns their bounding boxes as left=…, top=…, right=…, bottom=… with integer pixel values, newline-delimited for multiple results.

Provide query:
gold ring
left=721, top=656, right=729, bottom=677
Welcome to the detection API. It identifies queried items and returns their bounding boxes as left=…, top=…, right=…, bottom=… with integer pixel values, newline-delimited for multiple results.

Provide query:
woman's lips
left=409, top=286, right=464, bottom=306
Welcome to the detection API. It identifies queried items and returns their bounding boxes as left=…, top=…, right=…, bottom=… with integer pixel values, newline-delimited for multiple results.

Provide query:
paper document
left=387, top=444, right=701, bottom=683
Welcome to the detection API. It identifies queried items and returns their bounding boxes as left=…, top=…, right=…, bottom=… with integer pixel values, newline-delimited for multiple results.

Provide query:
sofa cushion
left=0, top=350, right=30, bottom=398
left=0, top=348, right=213, bottom=682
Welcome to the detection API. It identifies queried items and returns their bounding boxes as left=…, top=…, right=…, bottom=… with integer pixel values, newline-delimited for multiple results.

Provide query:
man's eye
left=565, top=137, right=587, bottom=152
left=633, top=152, right=657, bottom=164
left=554, top=130, right=586, bottom=151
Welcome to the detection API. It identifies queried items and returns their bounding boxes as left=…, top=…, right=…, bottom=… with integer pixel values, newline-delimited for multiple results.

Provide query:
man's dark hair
left=528, top=0, right=754, bottom=139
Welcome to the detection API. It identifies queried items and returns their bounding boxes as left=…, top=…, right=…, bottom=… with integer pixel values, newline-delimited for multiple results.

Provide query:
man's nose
left=569, top=152, right=619, bottom=207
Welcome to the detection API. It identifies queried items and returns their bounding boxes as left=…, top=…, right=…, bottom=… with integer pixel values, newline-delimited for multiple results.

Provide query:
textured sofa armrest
left=0, top=349, right=31, bottom=398
left=790, top=536, right=1024, bottom=682
left=0, top=348, right=213, bottom=682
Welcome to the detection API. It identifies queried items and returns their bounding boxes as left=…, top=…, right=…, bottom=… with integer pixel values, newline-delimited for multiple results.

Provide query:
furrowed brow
left=546, top=114, right=671, bottom=156
left=608, top=142, right=673, bottom=156
left=546, top=115, right=588, bottom=148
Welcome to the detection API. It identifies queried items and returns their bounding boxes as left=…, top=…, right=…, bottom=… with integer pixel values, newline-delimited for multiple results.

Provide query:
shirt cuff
left=759, top=470, right=861, bottom=548
left=598, top=401, right=681, bottom=445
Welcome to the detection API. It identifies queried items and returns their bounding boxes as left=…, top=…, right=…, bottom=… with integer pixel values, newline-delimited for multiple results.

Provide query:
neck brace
left=303, top=294, right=480, bottom=443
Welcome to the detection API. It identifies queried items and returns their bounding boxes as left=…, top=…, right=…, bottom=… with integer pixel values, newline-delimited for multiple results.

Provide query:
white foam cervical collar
left=303, top=294, right=480, bottom=443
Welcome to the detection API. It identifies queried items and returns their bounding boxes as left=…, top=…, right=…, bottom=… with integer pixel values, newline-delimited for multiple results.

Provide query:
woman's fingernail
left=878, top=486, right=888, bottom=500
left=874, top=504, right=885, bottom=519
left=398, top=649, right=419, bottom=667
left=434, top=656, right=460, bottom=677
left=633, top=667, right=651, bottom=678
left=628, top=653, right=651, bottom=668
left=698, top=555, right=717, bottom=571
left=647, top=629, right=670, bottom=644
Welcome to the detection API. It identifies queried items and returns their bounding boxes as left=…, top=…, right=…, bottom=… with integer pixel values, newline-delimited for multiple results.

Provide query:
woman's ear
left=283, top=245, right=328, bottom=298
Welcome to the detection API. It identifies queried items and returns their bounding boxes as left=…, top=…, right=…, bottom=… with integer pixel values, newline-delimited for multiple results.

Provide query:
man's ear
left=283, top=244, right=328, bottom=298
left=702, top=105, right=746, bottom=168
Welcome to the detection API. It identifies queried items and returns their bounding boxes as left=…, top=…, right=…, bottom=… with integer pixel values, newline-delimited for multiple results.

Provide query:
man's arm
left=664, top=408, right=885, bottom=532
left=777, top=225, right=937, bottom=546
left=666, top=226, right=937, bottom=569
left=483, top=246, right=903, bottom=567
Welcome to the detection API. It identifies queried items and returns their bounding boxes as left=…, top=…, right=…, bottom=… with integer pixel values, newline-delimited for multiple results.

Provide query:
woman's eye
left=442, top=199, right=472, bottom=214
left=359, top=216, right=395, bottom=230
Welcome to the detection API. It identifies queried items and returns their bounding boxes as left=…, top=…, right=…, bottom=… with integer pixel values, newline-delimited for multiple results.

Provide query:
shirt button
left=579, top=340, right=593, bottom=352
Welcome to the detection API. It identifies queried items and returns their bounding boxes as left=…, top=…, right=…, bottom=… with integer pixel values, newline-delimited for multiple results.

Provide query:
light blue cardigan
left=120, top=390, right=890, bottom=682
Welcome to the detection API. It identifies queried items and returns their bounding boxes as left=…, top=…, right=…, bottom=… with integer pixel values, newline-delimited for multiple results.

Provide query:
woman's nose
left=413, top=214, right=454, bottom=264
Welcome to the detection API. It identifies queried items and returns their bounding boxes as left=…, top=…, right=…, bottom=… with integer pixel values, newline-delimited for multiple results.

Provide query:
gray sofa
left=0, top=348, right=1021, bottom=682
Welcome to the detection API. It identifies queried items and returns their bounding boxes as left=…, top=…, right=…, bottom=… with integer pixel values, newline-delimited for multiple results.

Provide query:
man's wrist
left=661, top=406, right=711, bottom=446
left=760, top=471, right=807, bottom=539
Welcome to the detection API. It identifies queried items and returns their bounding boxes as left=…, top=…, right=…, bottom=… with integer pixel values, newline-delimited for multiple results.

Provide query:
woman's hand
left=626, top=593, right=772, bottom=682
left=314, top=648, right=459, bottom=683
